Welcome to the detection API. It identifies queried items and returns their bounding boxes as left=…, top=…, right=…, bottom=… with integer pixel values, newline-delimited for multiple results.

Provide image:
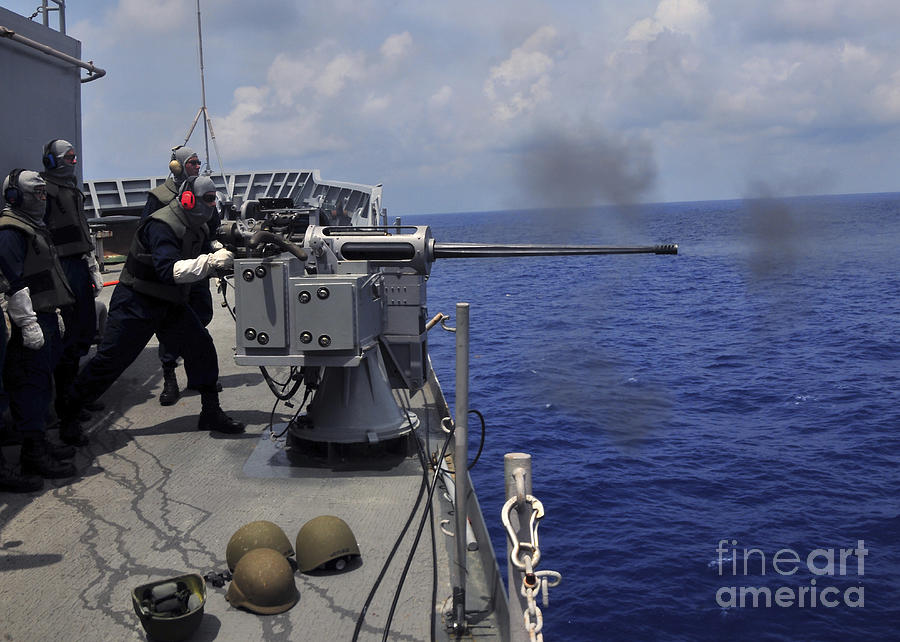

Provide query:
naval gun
left=218, top=213, right=677, bottom=446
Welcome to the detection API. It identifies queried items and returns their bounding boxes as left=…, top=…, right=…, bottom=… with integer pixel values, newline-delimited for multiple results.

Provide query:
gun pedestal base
left=288, top=348, right=419, bottom=445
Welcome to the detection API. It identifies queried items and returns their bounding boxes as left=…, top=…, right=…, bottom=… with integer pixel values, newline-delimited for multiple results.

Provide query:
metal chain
left=502, top=494, right=562, bottom=640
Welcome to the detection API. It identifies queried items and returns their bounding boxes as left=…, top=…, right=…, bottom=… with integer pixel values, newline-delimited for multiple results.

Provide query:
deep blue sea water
left=406, top=193, right=900, bottom=641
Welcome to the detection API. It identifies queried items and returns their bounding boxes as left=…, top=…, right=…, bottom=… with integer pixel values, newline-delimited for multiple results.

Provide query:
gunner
left=141, top=146, right=219, bottom=406
left=59, top=175, right=243, bottom=439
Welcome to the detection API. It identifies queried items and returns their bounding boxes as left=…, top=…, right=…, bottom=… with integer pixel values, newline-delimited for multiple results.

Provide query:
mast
left=196, top=0, right=210, bottom=173
left=182, top=0, right=232, bottom=197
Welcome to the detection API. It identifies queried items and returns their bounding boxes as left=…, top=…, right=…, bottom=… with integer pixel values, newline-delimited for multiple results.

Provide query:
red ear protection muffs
left=180, top=190, right=196, bottom=209
left=4, top=169, right=24, bottom=207
left=42, top=139, right=60, bottom=169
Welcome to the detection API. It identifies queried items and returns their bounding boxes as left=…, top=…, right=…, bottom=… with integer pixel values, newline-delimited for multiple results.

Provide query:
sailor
left=59, top=175, right=244, bottom=438
left=141, top=145, right=200, bottom=217
left=40, top=139, right=104, bottom=424
left=141, top=146, right=219, bottom=406
left=0, top=169, right=77, bottom=478
left=0, top=263, right=43, bottom=492
left=330, top=199, right=352, bottom=226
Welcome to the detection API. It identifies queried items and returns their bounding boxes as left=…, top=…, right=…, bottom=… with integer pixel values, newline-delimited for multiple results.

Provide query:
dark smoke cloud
left=516, top=122, right=658, bottom=209
left=742, top=171, right=835, bottom=278
left=744, top=189, right=799, bottom=278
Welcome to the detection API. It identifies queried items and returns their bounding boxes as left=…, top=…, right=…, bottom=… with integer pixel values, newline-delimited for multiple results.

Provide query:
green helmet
left=296, top=515, right=361, bottom=572
left=226, top=547, right=299, bottom=615
left=226, top=520, right=294, bottom=572
left=131, top=574, right=206, bottom=642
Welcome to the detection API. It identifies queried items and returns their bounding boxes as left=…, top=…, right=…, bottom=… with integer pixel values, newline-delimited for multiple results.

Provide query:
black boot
left=47, top=439, right=76, bottom=460
left=59, top=419, right=89, bottom=446
left=0, top=450, right=43, bottom=493
left=56, top=384, right=90, bottom=447
left=159, top=364, right=181, bottom=406
left=20, top=435, right=77, bottom=478
left=198, top=390, right=244, bottom=434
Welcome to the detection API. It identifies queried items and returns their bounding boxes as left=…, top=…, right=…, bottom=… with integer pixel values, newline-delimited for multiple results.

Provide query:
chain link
left=502, top=492, right=562, bottom=640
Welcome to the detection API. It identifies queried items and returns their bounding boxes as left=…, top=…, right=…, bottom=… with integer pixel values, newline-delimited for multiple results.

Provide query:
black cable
left=260, top=366, right=303, bottom=400
left=428, top=446, right=438, bottom=642
left=217, top=275, right=236, bottom=320
left=467, top=408, right=486, bottom=471
left=267, top=395, right=282, bottom=437
left=382, top=428, right=454, bottom=642
left=404, top=391, right=439, bottom=642
left=351, top=457, right=429, bottom=641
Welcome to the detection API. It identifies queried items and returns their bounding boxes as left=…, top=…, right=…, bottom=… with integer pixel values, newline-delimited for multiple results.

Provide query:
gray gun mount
left=221, top=219, right=677, bottom=445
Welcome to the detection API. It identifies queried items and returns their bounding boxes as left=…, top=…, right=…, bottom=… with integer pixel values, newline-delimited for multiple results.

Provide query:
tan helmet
left=131, top=574, right=206, bottom=642
left=226, top=520, right=294, bottom=572
left=295, top=515, right=361, bottom=572
left=225, top=548, right=299, bottom=615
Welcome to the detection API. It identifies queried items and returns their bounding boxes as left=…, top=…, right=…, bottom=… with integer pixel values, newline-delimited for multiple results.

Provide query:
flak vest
left=0, top=209, right=75, bottom=311
left=148, top=177, right=178, bottom=208
left=42, top=176, right=93, bottom=258
left=119, top=202, right=207, bottom=303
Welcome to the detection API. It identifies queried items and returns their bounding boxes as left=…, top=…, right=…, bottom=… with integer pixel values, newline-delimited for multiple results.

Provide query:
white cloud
left=381, top=32, right=413, bottom=61
left=871, top=71, right=900, bottom=120
left=483, top=25, right=559, bottom=121
left=429, top=85, right=453, bottom=108
left=626, top=18, right=664, bottom=43
left=627, top=0, right=711, bottom=42
left=70, top=0, right=192, bottom=49
left=320, top=52, right=367, bottom=97
left=361, top=93, right=391, bottom=114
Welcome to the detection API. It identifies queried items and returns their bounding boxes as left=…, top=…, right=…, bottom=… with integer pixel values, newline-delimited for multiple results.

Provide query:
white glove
left=210, top=248, right=234, bottom=270
left=7, top=287, right=44, bottom=350
left=56, top=308, right=65, bottom=338
left=172, top=249, right=235, bottom=283
left=172, top=254, right=212, bottom=284
left=85, top=253, right=104, bottom=296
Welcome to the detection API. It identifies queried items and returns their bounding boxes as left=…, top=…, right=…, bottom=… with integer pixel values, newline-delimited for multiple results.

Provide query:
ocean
left=406, top=192, right=900, bottom=641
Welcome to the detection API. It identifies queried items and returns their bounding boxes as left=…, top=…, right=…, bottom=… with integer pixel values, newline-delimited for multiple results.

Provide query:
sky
left=6, top=0, right=900, bottom=214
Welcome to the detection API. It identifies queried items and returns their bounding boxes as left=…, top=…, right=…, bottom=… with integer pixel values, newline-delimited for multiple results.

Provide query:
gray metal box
left=288, top=274, right=383, bottom=359
left=235, top=258, right=288, bottom=350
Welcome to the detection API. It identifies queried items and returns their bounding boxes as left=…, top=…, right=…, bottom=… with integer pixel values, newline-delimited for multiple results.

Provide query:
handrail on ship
left=38, top=0, right=66, bottom=33
left=0, top=24, right=106, bottom=83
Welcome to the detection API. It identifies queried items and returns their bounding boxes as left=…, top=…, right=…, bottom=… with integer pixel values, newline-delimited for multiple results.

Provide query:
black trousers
left=57, top=254, right=97, bottom=370
left=157, top=279, right=214, bottom=378
left=70, top=283, right=219, bottom=407
left=4, top=313, right=61, bottom=435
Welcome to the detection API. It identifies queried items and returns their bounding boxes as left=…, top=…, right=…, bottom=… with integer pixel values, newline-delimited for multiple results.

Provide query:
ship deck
left=0, top=264, right=506, bottom=641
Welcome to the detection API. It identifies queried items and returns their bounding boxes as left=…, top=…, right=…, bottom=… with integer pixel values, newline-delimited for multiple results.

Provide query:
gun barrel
left=431, top=242, right=677, bottom=259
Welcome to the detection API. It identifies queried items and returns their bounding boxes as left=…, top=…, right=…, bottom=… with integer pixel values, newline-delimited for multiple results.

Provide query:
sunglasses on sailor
left=202, top=193, right=217, bottom=203
left=186, top=159, right=202, bottom=166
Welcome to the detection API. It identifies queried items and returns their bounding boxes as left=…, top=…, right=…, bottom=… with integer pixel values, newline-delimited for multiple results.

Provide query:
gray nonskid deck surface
left=0, top=267, right=502, bottom=641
